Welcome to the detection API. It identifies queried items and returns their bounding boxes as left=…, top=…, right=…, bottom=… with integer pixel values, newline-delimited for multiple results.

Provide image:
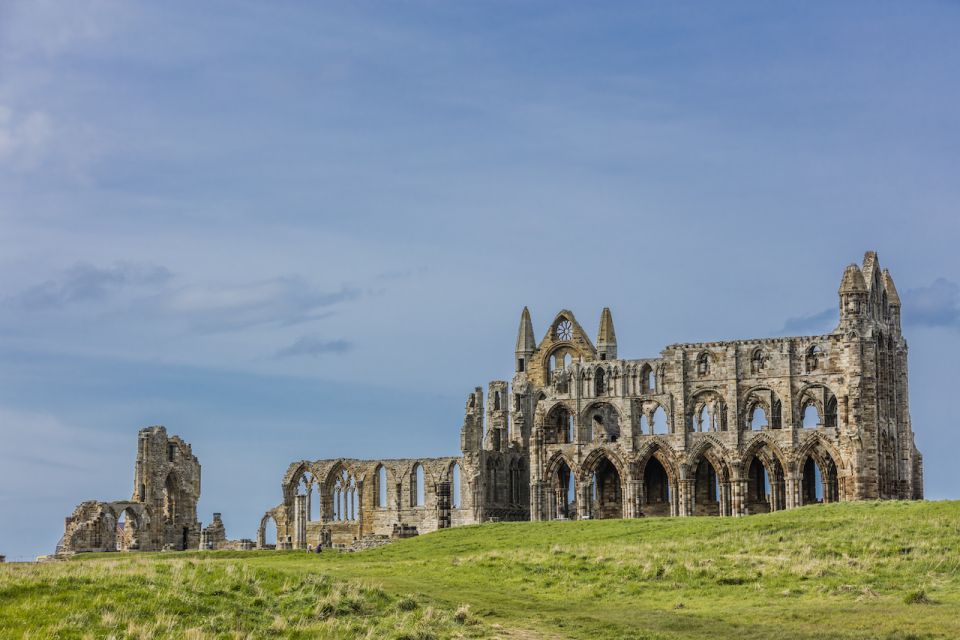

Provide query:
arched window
left=163, top=473, right=177, bottom=522
left=697, top=352, right=710, bottom=377
left=412, top=464, right=425, bottom=507
left=494, top=391, right=501, bottom=411
left=652, top=406, right=669, bottom=435
left=752, top=407, right=767, bottom=430
left=563, top=353, right=572, bottom=368
left=595, top=368, right=606, bottom=395
left=639, top=364, right=654, bottom=394
left=451, top=463, right=462, bottom=508
left=805, top=345, right=822, bottom=372
left=697, top=405, right=710, bottom=432
left=567, top=413, right=574, bottom=443
left=331, top=468, right=358, bottom=521
left=376, top=465, right=387, bottom=509
left=802, top=404, right=820, bottom=428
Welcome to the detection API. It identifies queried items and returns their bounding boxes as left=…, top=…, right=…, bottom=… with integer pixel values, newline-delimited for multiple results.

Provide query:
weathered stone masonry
left=59, top=426, right=202, bottom=553
left=260, top=251, right=922, bottom=549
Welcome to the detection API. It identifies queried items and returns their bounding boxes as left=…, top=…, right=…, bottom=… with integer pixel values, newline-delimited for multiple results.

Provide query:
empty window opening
left=802, top=404, right=820, bottom=428
left=652, top=406, right=668, bottom=435
left=452, top=464, right=462, bottom=508
left=750, top=407, right=767, bottom=431
left=414, top=464, right=425, bottom=507
left=376, top=466, right=388, bottom=509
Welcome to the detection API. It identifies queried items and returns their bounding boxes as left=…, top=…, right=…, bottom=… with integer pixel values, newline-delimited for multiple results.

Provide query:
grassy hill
left=2, top=501, right=959, bottom=639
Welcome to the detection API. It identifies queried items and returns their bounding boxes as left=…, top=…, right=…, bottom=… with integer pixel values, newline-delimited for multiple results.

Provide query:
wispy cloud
left=781, top=307, right=838, bottom=335
left=903, top=278, right=960, bottom=329
left=8, top=261, right=172, bottom=310
left=156, top=279, right=360, bottom=333
left=276, top=336, right=352, bottom=358
left=780, top=278, right=960, bottom=334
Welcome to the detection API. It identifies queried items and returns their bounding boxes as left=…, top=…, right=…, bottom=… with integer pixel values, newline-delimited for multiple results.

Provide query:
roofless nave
left=57, top=251, right=923, bottom=554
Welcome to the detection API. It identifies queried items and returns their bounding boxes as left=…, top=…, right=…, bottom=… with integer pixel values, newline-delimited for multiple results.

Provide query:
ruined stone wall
left=261, top=251, right=921, bottom=545
left=58, top=426, right=202, bottom=554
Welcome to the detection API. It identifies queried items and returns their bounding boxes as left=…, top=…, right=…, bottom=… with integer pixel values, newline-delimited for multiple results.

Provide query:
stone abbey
left=58, top=251, right=923, bottom=554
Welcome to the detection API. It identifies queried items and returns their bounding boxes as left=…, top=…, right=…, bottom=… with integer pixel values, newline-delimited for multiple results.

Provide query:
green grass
left=3, top=501, right=960, bottom=639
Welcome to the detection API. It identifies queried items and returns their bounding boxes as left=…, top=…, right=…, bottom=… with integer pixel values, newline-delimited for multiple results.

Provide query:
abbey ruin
left=260, top=251, right=923, bottom=549
left=58, top=251, right=923, bottom=554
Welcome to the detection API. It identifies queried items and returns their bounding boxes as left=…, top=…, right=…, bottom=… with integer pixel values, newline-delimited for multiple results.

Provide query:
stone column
left=785, top=474, right=799, bottom=510
left=294, top=495, right=307, bottom=550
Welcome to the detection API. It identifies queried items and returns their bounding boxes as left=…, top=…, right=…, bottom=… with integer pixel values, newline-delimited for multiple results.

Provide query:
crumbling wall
left=58, top=426, right=203, bottom=554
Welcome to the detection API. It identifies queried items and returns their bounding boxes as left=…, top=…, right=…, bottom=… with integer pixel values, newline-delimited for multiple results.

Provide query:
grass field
left=2, top=501, right=959, bottom=639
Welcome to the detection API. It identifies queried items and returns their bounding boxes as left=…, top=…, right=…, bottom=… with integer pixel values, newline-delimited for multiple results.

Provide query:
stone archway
left=115, top=507, right=140, bottom=551
left=548, top=456, right=576, bottom=520
left=257, top=513, right=279, bottom=549
left=586, top=455, right=623, bottom=519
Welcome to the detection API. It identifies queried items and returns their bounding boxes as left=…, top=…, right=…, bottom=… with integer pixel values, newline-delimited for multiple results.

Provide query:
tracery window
left=332, top=468, right=358, bottom=521
left=555, top=319, right=573, bottom=341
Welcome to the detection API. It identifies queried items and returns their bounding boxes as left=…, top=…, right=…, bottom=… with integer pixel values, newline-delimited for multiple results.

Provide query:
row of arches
left=541, top=384, right=839, bottom=442
left=290, top=460, right=468, bottom=525
left=544, top=436, right=843, bottom=520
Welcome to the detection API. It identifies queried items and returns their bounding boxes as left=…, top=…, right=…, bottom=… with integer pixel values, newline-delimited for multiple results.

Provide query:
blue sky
left=1, top=1, right=958, bottom=560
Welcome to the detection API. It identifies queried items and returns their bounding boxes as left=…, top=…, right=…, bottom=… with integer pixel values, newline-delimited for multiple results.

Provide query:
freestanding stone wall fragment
left=58, top=426, right=202, bottom=554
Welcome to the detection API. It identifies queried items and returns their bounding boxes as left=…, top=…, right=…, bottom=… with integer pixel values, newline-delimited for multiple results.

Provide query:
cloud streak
left=780, top=278, right=960, bottom=335
left=276, top=336, right=352, bottom=358
left=155, top=279, right=360, bottom=333
left=8, top=261, right=173, bottom=311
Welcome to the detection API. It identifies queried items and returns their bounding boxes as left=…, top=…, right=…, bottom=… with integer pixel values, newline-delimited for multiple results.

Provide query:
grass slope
left=2, top=501, right=959, bottom=639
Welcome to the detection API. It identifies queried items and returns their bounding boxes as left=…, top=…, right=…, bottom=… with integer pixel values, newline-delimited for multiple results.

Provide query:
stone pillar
left=578, top=484, right=591, bottom=520
left=732, top=479, right=747, bottom=516
left=293, top=495, right=307, bottom=550
left=785, top=474, right=799, bottom=510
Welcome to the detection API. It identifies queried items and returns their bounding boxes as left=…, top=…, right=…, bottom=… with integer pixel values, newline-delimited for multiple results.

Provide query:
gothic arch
left=738, top=433, right=789, bottom=474
left=690, top=388, right=728, bottom=432
left=257, top=510, right=281, bottom=549
left=578, top=447, right=628, bottom=484
left=544, top=450, right=578, bottom=481
left=738, top=435, right=788, bottom=514
left=581, top=401, right=622, bottom=443
left=741, top=386, right=783, bottom=430
left=685, top=435, right=732, bottom=480
left=796, top=383, right=839, bottom=428
left=685, top=439, right=731, bottom=516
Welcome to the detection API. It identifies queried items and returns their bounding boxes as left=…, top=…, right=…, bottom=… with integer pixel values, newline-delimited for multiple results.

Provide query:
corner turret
left=839, top=263, right=868, bottom=325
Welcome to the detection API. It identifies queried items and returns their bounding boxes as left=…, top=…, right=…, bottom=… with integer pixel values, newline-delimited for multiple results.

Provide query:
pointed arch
left=374, top=464, right=389, bottom=509
left=739, top=435, right=788, bottom=514
left=449, top=461, right=463, bottom=508
left=545, top=451, right=577, bottom=520
left=686, top=437, right=731, bottom=516
left=639, top=362, right=655, bottom=394
left=411, top=462, right=426, bottom=508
